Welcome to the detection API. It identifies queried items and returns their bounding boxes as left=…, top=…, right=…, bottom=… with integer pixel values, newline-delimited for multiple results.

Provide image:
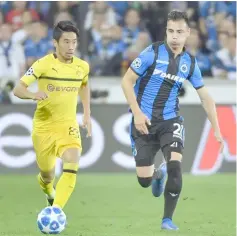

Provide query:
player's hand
left=82, top=115, right=92, bottom=137
left=33, top=91, right=48, bottom=101
left=134, top=111, right=151, bottom=135
left=214, top=131, right=224, bottom=153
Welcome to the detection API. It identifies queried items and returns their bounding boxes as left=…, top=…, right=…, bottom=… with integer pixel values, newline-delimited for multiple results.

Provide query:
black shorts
left=129, top=116, right=185, bottom=167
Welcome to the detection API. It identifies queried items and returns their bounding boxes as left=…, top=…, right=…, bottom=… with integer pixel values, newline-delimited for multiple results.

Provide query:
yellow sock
left=53, top=163, right=79, bottom=209
left=37, top=173, right=55, bottom=198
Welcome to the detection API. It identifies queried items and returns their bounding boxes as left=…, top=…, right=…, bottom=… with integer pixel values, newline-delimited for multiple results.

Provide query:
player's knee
left=162, top=142, right=183, bottom=162
left=40, top=172, right=54, bottom=184
left=166, top=161, right=182, bottom=193
left=137, top=176, right=152, bottom=188
left=170, top=152, right=182, bottom=162
left=62, top=148, right=80, bottom=163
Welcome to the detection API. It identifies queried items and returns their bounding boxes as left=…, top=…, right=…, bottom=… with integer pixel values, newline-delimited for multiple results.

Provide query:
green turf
left=0, top=174, right=235, bottom=236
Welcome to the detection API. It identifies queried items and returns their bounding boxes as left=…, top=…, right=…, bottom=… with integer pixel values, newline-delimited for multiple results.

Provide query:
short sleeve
left=20, top=59, right=45, bottom=86
left=188, top=59, right=204, bottom=89
left=130, top=45, right=155, bottom=76
left=82, top=62, right=90, bottom=86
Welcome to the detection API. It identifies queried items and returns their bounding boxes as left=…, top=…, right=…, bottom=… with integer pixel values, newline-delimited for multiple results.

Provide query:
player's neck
left=167, top=42, right=184, bottom=58
left=171, top=47, right=183, bottom=58
left=55, top=52, right=72, bottom=64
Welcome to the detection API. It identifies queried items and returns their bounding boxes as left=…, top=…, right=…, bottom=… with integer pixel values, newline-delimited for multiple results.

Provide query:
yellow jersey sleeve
left=21, top=58, right=47, bottom=86
left=81, top=62, right=90, bottom=86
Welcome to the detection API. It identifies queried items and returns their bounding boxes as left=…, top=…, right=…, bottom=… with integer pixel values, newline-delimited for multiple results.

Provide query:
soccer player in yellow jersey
left=13, top=21, right=91, bottom=210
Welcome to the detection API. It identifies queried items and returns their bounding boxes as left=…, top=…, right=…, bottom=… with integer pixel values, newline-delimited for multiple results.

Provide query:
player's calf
left=37, top=170, right=56, bottom=205
left=162, top=143, right=183, bottom=220
left=136, top=165, right=154, bottom=188
left=53, top=148, right=80, bottom=209
left=165, top=160, right=182, bottom=198
left=137, top=176, right=152, bottom=188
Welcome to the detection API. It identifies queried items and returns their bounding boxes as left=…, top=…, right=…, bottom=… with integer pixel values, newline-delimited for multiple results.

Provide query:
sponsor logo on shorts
left=47, top=84, right=80, bottom=92
left=170, top=142, right=178, bottom=147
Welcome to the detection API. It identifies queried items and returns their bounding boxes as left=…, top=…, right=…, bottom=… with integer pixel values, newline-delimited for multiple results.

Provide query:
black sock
left=163, top=161, right=182, bottom=220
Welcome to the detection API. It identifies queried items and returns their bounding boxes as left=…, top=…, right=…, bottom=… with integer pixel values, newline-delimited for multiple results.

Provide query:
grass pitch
left=0, top=174, right=235, bottom=236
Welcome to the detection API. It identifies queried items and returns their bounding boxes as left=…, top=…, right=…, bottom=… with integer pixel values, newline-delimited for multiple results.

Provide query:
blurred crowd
left=0, top=1, right=236, bottom=103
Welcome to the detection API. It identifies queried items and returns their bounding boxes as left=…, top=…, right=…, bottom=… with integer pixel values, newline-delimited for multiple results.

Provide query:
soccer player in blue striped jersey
left=121, top=10, right=224, bottom=230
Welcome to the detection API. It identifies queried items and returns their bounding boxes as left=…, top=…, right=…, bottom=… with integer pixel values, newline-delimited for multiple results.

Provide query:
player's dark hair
left=53, top=21, right=79, bottom=41
left=167, top=10, right=189, bottom=27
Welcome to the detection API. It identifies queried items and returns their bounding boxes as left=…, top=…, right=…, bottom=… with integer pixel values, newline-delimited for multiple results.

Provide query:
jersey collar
left=164, top=41, right=186, bottom=57
left=53, top=53, right=74, bottom=63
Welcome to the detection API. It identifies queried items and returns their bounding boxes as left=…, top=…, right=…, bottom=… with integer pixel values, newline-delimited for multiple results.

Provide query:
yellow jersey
left=21, top=53, right=89, bottom=132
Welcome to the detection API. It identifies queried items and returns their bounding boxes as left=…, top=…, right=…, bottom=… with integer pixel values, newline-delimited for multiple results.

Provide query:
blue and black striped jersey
left=130, top=41, right=204, bottom=121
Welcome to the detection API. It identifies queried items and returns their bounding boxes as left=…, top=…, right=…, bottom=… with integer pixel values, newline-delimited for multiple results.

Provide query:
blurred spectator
left=0, top=10, right=4, bottom=27
left=12, top=10, right=35, bottom=44
left=224, top=1, right=236, bottom=20
left=24, top=21, right=54, bottom=67
left=0, top=23, right=25, bottom=88
left=28, top=1, right=51, bottom=21
left=169, top=1, right=187, bottom=12
left=199, top=1, right=227, bottom=52
left=122, top=8, right=151, bottom=63
left=0, top=1, right=12, bottom=16
left=54, top=11, right=74, bottom=26
left=67, top=2, right=80, bottom=28
left=186, top=28, right=212, bottom=76
left=46, top=1, right=78, bottom=28
left=218, top=18, right=236, bottom=38
left=84, top=2, right=117, bottom=31
left=5, top=1, right=39, bottom=31
left=217, top=31, right=229, bottom=50
left=212, top=34, right=236, bottom=80
left=89, top=24, right=124, bottom=76
left=139, top=2, right=169, bottom=41
left=106, top=1, right=129, bottom=24
left=186, top=2, right=200, bottom=26
left=87, top=12, right=107, bottom=46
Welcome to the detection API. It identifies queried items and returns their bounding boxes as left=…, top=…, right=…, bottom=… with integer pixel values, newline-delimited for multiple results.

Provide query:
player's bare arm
left=197, top=86, right=224, bottom=152
left=13, top=81, right=48, bottom=101
left=79, top=82, right=92, bottom=137
left=121, top=68, right=151, bottom=135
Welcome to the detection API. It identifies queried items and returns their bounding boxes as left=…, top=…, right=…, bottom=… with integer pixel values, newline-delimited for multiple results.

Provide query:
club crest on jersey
left=180, top=64, right=188, bottom=73
left=76, top=70, right=82, bottom=77
left=132, top=58, right=142, bottom=69
left=25, top=67, right=34, bottom=76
